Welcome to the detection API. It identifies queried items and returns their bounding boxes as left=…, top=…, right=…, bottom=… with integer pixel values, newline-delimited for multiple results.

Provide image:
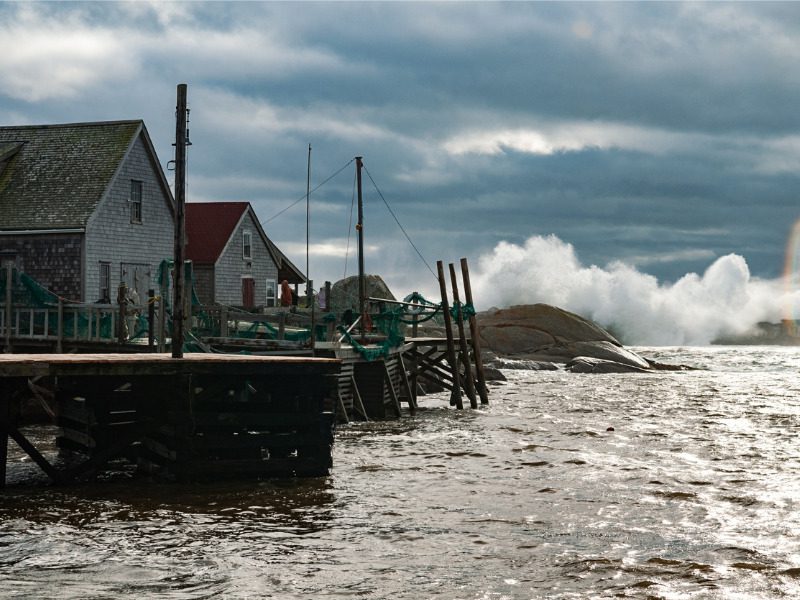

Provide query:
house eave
left=0, top=228, right=85, bottom=235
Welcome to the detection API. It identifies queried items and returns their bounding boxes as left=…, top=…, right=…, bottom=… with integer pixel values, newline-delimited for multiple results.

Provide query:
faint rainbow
left=783, top=219, right=800, bottom=337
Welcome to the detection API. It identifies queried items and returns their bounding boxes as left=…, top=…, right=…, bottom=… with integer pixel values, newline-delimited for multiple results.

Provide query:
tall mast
left=306, top=143, right=311, bottom=300
left=356, top=156, right=366, bottom=339
left=172, top=83, right=188, bottom=359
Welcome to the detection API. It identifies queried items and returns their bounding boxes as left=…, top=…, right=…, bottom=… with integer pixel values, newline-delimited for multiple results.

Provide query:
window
left=266, top=279, right=277, bottom=307
left=99, top=262, right=111, bottom=302
left=242, top=231, right=252, bottom=259
left=130, top=180, right=142, bottom=223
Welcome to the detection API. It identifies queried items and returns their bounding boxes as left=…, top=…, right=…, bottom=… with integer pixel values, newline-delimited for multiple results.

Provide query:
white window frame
left=242, top=231, right=252, bottom=259
left=130, top=180, right=143, bottom=224
left=265, top=278, right=277, bottom=308
left=99, top=261, right=111, bottom=302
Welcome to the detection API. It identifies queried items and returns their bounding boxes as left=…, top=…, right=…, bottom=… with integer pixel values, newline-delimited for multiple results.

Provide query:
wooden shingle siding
left=193, top=265, right=215, bottom=305
left=0, top=233, right=82, bottom=300
left=84, top=134, right=174, bottom=302
left=214, top=211, right=279, bottom=307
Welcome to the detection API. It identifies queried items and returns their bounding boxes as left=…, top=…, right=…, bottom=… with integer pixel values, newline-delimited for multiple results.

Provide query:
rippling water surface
left=3, top=346, right=800, bottom=599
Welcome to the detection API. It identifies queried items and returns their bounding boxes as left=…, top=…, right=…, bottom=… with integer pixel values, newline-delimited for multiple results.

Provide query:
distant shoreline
left=712, top=321, right=800, bottom=346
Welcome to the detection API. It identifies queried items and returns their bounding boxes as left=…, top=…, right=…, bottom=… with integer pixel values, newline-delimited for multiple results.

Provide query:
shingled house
left=185, top=202, right=304, bottom=309
left=0, top=121, right=174, bottom=305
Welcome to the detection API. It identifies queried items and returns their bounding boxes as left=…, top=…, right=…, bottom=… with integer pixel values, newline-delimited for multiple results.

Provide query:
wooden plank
left=382, top=361, right=402, bottom=417
left=182, top=411, right=325, bottom=430
left=175, top=456, right=331, bottom=479
left=398, top=354, right=417, bottom=412
left=191, top=430, right=333, bottom=452
left=7, top=427, right=61, bottom=483
left=350, top=375, right=369, bottom=422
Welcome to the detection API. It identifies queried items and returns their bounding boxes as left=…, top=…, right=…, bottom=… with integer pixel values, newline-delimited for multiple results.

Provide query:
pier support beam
left=460, top=258, right=488, bottom=404
left=449, top=263, right=477, bottom=408
left=437, top=261, right=462, bottom=409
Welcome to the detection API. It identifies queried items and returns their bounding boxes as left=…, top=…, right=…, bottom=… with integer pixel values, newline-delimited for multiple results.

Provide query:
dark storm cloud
left=2, top=1, right=800, bottom=294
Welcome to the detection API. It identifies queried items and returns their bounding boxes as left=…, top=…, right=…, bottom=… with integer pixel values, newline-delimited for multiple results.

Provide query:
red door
left=242, top=277, right=255, bottom=309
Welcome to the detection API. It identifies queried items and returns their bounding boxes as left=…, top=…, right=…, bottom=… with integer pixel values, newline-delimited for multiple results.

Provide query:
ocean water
left=2, top=346, right=800, bottom=599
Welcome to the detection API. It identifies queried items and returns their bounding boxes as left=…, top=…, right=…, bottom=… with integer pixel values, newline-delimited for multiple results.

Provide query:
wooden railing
left=1, top=300, right=151, bottom=351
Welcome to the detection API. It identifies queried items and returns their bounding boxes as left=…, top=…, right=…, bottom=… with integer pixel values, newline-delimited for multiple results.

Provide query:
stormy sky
left=3, top=1, right=800, bottom=326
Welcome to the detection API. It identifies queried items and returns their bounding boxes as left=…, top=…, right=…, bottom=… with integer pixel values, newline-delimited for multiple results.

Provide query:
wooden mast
left=172, top=83, right=188, bottom=358
left=356, top=156, right=366, bottom=340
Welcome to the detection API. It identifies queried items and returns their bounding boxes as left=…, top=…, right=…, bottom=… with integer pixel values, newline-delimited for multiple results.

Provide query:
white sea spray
left=469, top=235, right=796, bottom=345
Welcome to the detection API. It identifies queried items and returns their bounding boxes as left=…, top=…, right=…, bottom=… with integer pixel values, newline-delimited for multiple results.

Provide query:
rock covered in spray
left=566, top=356, right=651, bottom=374
left=477, top=303, right=653, bottom=370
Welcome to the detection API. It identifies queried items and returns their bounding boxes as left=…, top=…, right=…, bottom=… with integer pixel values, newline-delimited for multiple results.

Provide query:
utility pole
left=172, top=83, right=188, bottom=358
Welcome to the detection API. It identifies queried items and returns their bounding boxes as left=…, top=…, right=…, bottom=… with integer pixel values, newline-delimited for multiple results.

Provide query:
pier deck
left=0, top=353, right=341, bottom=487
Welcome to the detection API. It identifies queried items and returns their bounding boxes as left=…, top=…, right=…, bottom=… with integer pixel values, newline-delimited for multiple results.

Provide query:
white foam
left=470, top=235, right=794, bottom=345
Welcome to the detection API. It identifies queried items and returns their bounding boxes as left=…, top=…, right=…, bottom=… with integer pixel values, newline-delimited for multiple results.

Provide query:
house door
left=242, top=277, right=255, bottom=309
left=120, top=262, right=151, bottom=307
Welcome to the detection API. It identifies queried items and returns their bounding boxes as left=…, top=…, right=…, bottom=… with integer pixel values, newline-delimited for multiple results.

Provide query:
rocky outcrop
left=477, top=303, right=652, bottom=370
left=566, top=357, right=651, bottom=374
left=330, top=275, right=395, bottom=314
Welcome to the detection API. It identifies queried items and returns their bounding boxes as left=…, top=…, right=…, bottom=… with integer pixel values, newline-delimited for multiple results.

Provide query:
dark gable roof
left=185, top=201, right=249, bottom=264
left=0, top=120, right=143, bottom=230
left=185, top=201, right=306, bottom=284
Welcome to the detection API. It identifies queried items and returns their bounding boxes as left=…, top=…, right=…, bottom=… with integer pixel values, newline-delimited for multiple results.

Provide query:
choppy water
left=3, top=346, right=800, bottom=599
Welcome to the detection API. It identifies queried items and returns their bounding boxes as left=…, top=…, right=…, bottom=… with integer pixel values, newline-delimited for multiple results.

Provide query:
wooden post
left=172, top=83, right=188, bottom=359
left=56, top=298, right=63, bottom=353
left=309, top=278, right=315, bottom=350
left=220, top=306, right=229, bottom=337
left=326, top=320, right=335, bottom=342
left=158, top=268, right=169, bottom=352
left=437, top=260, right=462, bottom=409
left=0, top=426, right=6, bottom=488
left=324, top=281, right=331, bottom=312
left=4, top=264, right=11, bottom=353
left=278, top=312, right=286, bottom=340
left=0, top=386, right=7, bottom=487
left=461, top=257, right=488, bottom=404
left=117, top=282, right=127, bottom=344
left=409, top=342, right=418, bottom=405
left=148, top=289, right=155, bottom=350
left=183, top=261, right=192, bottom=334
left=449, top=263, right=477, bottom=408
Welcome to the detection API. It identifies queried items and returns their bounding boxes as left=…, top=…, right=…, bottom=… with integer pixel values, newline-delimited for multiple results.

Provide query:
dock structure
left=0, top=353, right=339, bottom=487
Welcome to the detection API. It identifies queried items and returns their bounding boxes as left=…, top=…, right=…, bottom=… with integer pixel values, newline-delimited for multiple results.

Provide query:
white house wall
left=214, top=210, right=279, bottom=307
left=84, top=134, right=174, bottom=303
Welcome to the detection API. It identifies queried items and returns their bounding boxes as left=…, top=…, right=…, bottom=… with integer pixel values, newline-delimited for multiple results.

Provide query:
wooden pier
left=0, top=353, right=340, bottom=487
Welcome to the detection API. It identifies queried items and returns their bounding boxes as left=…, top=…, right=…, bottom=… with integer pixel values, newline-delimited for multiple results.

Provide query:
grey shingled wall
left=84, top=134, right=174, bottom=303
left=214, top=210, right=278, bottom=307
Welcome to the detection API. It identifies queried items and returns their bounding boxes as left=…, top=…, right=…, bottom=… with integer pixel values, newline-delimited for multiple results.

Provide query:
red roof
left=185, top=202, right=250, bottom=264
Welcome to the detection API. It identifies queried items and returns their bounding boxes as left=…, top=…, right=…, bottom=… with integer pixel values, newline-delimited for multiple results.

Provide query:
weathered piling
left=436, top=260, right=463, bottom=409
left=449, top=262, right=477, bottom=408
left=4, top=264, right=11, bottom=353
left=460, top=257, right=488, bottom=404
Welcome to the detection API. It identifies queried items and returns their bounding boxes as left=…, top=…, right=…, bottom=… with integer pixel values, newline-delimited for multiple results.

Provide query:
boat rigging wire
left=343, top=167, right=357, bottom=280
left=264, top=157, right=355, bottom=224
left=362, top=164, right=438, bottom=281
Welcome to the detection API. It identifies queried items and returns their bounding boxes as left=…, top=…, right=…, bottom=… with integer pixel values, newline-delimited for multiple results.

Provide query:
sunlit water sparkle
left=2, top=346, right=800, bottom=599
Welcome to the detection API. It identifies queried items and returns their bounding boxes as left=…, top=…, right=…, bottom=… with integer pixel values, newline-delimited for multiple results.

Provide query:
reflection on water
left=2, top=347, right=800, bottom=598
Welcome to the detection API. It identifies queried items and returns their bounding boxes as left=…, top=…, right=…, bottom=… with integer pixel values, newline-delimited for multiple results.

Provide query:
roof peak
left=0, top=120, right=143, bottom=131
